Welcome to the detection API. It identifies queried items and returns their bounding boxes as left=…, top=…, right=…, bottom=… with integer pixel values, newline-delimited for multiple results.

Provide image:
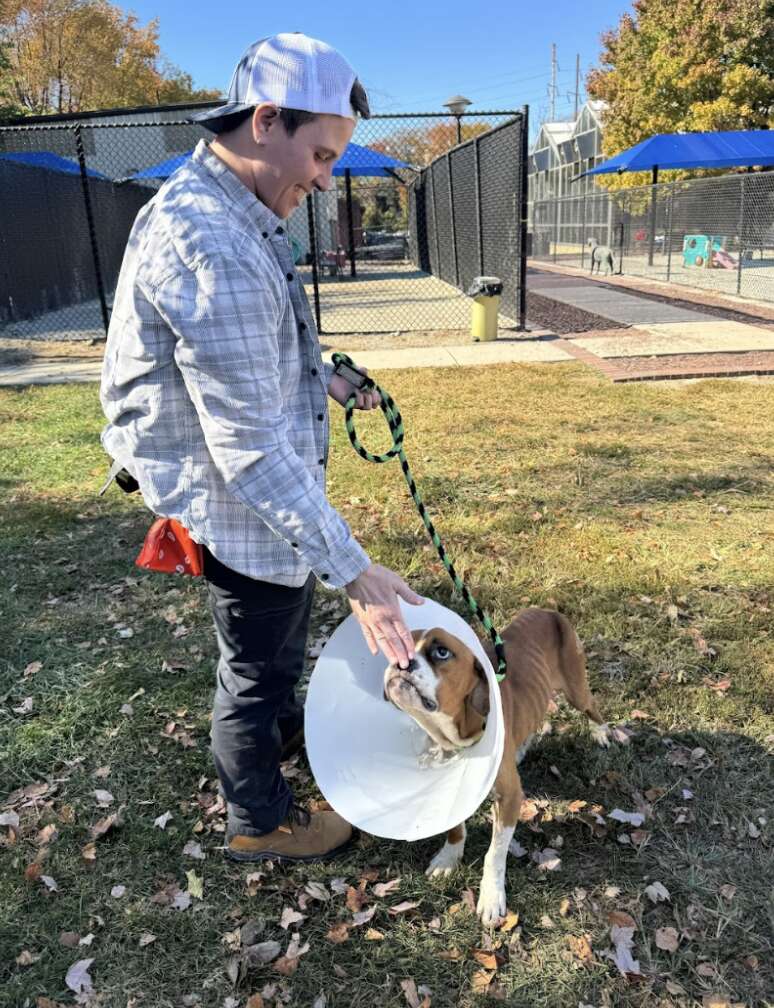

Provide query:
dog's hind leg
left=426, top=822, right=466, bottom=878
left=477, top=759, right=522, bottom=926
left=554, top=613, right=611, bottom=747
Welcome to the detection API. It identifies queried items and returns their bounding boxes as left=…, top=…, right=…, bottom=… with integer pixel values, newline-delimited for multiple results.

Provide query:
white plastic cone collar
left=305, top=596, right=505, bottom=841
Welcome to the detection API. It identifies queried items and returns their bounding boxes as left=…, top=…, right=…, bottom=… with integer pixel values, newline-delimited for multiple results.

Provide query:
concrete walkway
left=0, top=338, right=573, bottom=386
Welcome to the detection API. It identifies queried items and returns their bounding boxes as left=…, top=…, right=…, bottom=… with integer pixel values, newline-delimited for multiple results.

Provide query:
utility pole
left=550, top=43, right=557, bottom=121
left=574, top=53, right=580, bottom=119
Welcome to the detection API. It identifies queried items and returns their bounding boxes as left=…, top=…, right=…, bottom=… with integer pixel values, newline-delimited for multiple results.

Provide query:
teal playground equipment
left=682, top=234, right=737, bottom=270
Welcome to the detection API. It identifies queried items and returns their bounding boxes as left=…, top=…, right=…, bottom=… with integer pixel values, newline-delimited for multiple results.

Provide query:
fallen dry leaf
left=719, top=884, right=737, bottom=901
left=389, top=900, right=421, bottom=915
left=473, top=949, right=500, bottom=970
left=245, top=996, right=265, bottom=1008
left=273, top=955, right=299, bottom=977
left=531, top=847, right=561, bottom=871
left=304, top=881, right=330, bottom=901
left=110, top=885, right=126, bottom=898
left=326, top=923, right=350, bottom=943
left=607, top=925, right=641, bottom=977
left=471, top=970, right=494, bottom=994
left=94, top=789, right=114, bottom=806
left=138, top=932, right=156, bottom=947
left=608, top=909, right=636, bottom=928
left=154, top=811, right=173, bottom=830
left=245, top=940, right=281, bottom=965
left=365, top=928, right=384, bottom=941
left=568, top=934, right=593, bottom=963
left=90, top=808, right=123, bottom=839
left=185, top=869, right=203, bottom=899
left=499, top=911, right=519, bottom=932
left=345, top=883, right=367, bottom=913
left=65, top=958, right=94, bottom=997
left=60, top=932, right=80, bottom=948
left=645, top=882, right=670, bottom=904
left=81, top=842, right=97, bottom=863
left=372, top=877, right=401, bottom=898
left=16, top=949, right=41, bottom=966
left=608, top=809, right=645, bottom=827
left=182, top=840, right=205, bottom=860
left=40, top=875, right=58, bottom=892
left=0, top=811, right=20, bottom=829
left=352, top=906, right=377, bottom=927
left=400, top=979, right=421, bottom=1008
left=24, top=660, right=43, bottom=677
left=279, top=907, right=306, bottom=930
left=655, top=926, right=679, bottom=952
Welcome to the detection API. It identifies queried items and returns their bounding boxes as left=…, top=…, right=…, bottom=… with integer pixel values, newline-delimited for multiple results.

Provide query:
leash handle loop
left=331, top=352, right=507, bottom=683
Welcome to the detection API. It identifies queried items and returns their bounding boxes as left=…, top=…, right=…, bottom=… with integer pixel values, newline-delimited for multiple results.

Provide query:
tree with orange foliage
left=0, top=0, right=220, bottom=116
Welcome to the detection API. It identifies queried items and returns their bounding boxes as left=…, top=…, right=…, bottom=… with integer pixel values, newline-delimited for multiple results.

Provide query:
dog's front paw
left=426, top=842, right=463, bottom=878
left=590, top=721, right=612, bottom=748
left=476, top=879, right=507, bottom=927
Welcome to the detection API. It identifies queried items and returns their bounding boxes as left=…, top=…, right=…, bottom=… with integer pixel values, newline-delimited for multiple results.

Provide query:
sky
left=124, top=0, right=629, bottom=138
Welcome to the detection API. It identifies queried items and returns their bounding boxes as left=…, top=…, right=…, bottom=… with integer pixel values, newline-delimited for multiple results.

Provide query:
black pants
left=203, top=548, right=315, bottom=838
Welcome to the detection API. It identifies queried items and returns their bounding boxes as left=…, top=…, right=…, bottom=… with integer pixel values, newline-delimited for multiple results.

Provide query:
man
left=100, top=33, right=423, bottom=863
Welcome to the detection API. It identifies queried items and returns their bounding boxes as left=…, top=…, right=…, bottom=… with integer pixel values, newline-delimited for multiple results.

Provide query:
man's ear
left=252, top=103, right=280, bottom=141
left=467, top=658, right=490, bottom=719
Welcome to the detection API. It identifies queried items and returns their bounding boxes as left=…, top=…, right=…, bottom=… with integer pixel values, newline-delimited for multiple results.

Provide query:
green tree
left=587, top=0, right=774, bottom=188
left=1, top=0, right=220, bottom=116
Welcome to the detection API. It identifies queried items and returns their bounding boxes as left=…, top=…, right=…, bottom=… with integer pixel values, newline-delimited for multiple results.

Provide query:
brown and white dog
left=383, top=607, right=610, bottom=925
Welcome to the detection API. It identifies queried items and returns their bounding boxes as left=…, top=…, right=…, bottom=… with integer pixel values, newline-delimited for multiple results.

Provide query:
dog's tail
left=552, top=612, right=604, bottom=724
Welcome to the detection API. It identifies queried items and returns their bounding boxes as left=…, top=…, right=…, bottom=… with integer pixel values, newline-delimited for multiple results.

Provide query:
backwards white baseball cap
left=192, top=32, right=369, bottom=133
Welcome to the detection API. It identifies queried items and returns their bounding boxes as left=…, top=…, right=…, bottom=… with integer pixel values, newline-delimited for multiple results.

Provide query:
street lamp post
left=443, top=95, right=472, bottom=145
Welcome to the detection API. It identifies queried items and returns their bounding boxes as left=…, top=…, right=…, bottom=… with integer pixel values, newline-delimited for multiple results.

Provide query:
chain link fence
left=406, top=114, right=528, bottom=331
left=530, top=171, right=774, bottom=303
left=0, top=103, right=527, bottom=343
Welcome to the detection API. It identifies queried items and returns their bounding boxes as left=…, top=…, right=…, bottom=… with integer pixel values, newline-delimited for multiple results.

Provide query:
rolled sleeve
left=149, top=256, right=370, bottom=588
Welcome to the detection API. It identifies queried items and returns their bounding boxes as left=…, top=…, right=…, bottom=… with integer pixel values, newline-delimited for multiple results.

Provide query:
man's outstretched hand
left=345, top=564, right=424, bottom=669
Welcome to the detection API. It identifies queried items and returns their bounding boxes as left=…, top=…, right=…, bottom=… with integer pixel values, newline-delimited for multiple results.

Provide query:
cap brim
left=189, top=102, right=255, bottom=134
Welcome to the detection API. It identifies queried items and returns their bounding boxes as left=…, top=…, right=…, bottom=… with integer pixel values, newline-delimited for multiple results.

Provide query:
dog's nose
left=407, top=658, right=419, bottom=672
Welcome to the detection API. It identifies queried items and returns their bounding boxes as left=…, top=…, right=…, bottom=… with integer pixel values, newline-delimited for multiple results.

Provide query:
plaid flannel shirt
left=100, top=139, right=371, bottom=588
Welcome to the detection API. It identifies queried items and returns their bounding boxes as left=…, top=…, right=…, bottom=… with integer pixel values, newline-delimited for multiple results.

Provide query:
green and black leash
left=331, top=352, right=507, bottom=683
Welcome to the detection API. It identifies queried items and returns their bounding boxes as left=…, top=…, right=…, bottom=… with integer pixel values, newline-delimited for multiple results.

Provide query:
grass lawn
left=1, top=363, right=772, bottom=1008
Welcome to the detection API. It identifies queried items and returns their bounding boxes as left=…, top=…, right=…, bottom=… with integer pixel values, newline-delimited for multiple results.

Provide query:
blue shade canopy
left=580, top=130, right=774, bottom=177
left=0, top=150, right=110, bottom=179
left=332, top=141, right=410, bottom=176
left=127, top=142, right=410, bottom=181
left=127, top=151, right=193, bottom=180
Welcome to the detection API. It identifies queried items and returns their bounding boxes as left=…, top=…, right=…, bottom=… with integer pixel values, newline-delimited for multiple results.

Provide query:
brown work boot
left=226, top=805, right=354, bottom=864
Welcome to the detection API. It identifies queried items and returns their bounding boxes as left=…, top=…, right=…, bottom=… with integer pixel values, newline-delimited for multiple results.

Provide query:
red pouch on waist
left=135, top=518, right=203, bottom=577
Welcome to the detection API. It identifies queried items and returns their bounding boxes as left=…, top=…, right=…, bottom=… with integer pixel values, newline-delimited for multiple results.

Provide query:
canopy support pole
left=648, top=165, right=659, bottom=266
left=345, top=168, right=357, bottom=278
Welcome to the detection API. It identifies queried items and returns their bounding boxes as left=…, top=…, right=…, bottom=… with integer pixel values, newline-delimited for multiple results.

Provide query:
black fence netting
left=408, top=113, right=527, bottom=329
left=0, top=104, right=527, bottom=341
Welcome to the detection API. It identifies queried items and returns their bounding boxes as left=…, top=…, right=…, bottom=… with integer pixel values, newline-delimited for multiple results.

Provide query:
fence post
left=344, top=167, right=357, bottom=278
left=666, top=182, right=674, bottom=282
left=647, top=167, right=657, bottom=266
left=429, top=167, right=442, bottom=278
left=553, top=198, right=559, bottom=264
left=736, top=175, right=745, bottom=296
left=474, top=136, right=484, bottom=275
left=580, top=194, right=587, bottom=269
left=74, top=124, right=109, bottom=340
left=306, top=194, right=322, bottom=333
left=517, top=106, right=529, bottom=330
left=447, top=153, right=459, bottom=287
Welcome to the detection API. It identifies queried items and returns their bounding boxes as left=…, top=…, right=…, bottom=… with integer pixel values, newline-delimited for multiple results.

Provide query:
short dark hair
left=218, top=78, right=370, bottom=136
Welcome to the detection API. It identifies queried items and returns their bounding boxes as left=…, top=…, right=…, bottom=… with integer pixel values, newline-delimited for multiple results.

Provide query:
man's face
left=256, top=112, right=355, bottom=219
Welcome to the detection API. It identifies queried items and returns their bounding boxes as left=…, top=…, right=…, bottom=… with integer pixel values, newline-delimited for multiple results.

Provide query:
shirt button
left=261, top=231, right=268, bottom=238
left=310, top=368, right=318, bottom=377
left=291, top=541, right=298, bottom=548
left=318, top=458, right=324, bottom=465
left=276, top=226, right=284, bottom=235
left=321, top=573, right=329, bottom=582
left=299, top=322, right=307, bottom=331
left=317, top=413, right=324, bottom=421
left=286, top=273, right=294, bottom=281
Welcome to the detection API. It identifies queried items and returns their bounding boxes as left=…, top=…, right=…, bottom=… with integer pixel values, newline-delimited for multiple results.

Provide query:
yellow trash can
left=468, top=276, right=503, bottom=342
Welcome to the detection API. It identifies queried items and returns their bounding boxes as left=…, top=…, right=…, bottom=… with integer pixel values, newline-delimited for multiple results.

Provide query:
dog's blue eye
left=433, top=645, right=451, bottom=660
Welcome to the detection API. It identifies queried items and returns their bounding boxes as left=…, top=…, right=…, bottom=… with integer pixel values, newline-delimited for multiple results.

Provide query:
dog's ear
left=466, top=658, right=490, bottom=719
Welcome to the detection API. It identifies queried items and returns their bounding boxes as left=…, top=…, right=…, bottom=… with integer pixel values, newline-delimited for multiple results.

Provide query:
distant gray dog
left=588, top=238, right=615, bottom=276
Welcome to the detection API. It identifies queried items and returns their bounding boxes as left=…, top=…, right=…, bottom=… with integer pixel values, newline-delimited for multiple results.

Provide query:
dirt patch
left=0, top=338, right=105, bottom=367
left=606, top=349, right=774, bottom=382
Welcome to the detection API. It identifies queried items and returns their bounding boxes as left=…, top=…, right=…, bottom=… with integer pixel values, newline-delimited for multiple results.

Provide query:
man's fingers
left=360, top=623, right=379, bottom=656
